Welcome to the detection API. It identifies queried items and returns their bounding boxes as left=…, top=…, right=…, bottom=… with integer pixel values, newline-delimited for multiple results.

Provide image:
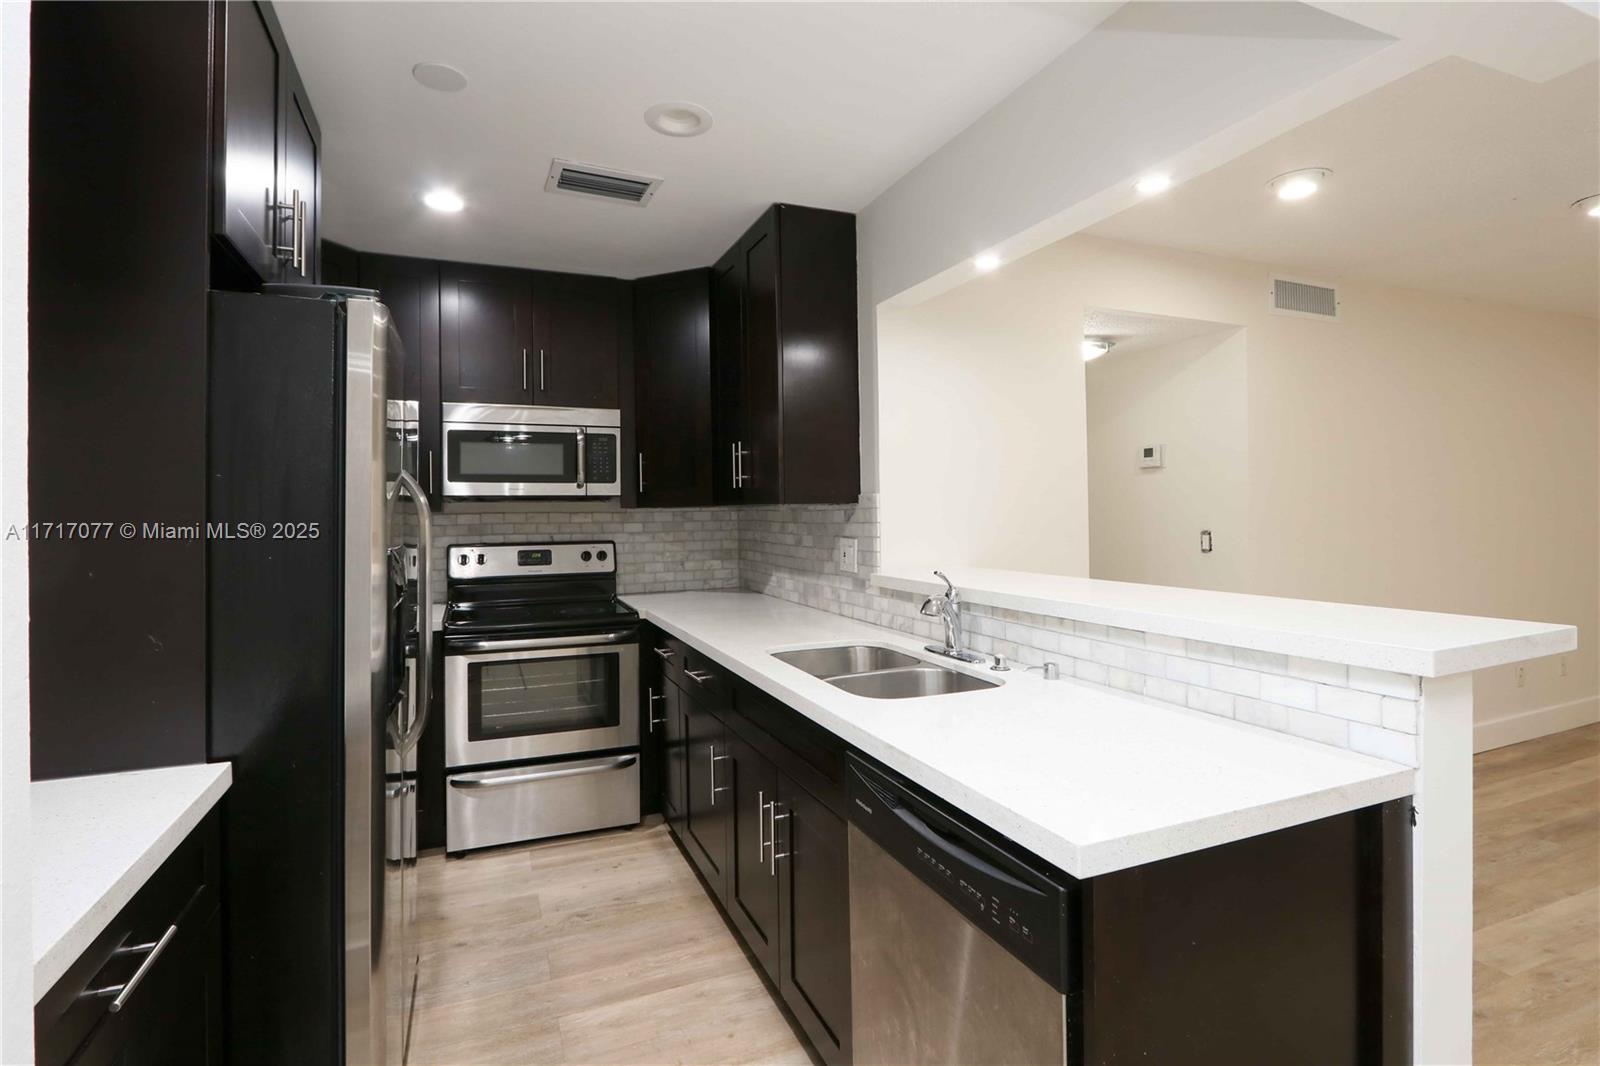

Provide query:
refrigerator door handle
left=387, top=467, right=433, bottom=753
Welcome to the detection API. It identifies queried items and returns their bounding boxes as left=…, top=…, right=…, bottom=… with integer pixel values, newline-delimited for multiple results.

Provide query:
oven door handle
left=446, top=629, right=637, bottom=654
left=386, top=467, right=432, bottom=753
left=449, top=755, right=638, bottom=790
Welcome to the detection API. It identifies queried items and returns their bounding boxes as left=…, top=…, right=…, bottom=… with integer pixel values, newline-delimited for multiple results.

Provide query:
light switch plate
left=837, top=537, right=858, bottom=574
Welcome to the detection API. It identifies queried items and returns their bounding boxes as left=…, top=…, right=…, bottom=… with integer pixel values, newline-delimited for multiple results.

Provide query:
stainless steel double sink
left=772, top=644, right=999, bottom=700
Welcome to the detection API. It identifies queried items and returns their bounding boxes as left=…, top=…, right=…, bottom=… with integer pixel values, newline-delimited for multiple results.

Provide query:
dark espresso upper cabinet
left=633, top=270, right=713, bottom=507
left=711, top=205, right=860, bottom=505
left=212, top=1, right=320, bottom=287
left=439, top=264, right=536, bottom=406
left=538, top=273, right=625, bottom=409
left=360, top=253, right=443, bottom=502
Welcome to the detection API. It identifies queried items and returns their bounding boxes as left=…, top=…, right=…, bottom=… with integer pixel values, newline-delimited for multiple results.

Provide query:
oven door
left=442, top=421, right=583, bottom=498
left=445, top=635, right=639, bottom=767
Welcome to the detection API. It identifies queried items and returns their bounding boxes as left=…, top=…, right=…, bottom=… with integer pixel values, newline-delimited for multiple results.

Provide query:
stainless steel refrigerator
left=208, top=286, right=431, bottom=1065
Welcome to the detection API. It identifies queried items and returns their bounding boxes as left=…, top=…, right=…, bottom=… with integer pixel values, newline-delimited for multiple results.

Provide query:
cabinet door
left=633, top=270, right=712, bottom=507
left=682, top=697, right=730, bottom=900
left=710, top=250, right=746, bottom=505
left=740, top=214, right=783, bottom=505
left=662, top=681, right=688, bottom=838
left=725, top=733, right=781, bottom=978
left=537, top=273, right=622, bottom=409
left=279, top=70, right=319, bottom=282
left=776, top=778, right=852, bottom=1066
left=214, top=1, right=284, bottom=280
left=360, top=254, right=442, bottom=502
left=68, top=903, right=223, bottom=1066
left=439, top=265, right=535, bottom=405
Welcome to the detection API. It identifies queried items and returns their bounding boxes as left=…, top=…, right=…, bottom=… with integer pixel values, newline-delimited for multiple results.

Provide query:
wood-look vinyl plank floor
left=407, top=726, right=1599, bottom=1065
left=1474, top=724, right=1599, bottom=1066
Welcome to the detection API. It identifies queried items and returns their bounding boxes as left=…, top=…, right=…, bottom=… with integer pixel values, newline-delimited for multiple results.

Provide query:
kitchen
left=4, top=3, right=1598, bottom=1066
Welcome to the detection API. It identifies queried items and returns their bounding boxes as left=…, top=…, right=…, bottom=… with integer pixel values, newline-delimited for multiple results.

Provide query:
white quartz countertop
left=623, top=592, right=1414, bottom=879
left=32, top=763, right=232, bottom=997
left=874, top=566, right=1575, bottom=677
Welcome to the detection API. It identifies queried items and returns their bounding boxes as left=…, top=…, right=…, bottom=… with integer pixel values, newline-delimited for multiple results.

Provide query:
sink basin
left=828, top=666, right=999, bottom=700
left=772, top=644, right=922, bottom=679
left=771, top=643, right=999, bottom=700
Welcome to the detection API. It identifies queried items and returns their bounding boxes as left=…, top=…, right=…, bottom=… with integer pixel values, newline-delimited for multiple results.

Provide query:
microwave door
left=444, top=424, right=583, bottom=497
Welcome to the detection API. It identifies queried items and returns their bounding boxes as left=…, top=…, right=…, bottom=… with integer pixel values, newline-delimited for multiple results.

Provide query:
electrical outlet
left=1515, top=665, right=1526, bottom=688
left=837, top=537, right=858, bottom=575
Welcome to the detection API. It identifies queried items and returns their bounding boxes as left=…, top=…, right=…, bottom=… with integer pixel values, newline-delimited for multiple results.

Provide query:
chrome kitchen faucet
left=920, top=571, right=986, bottom=664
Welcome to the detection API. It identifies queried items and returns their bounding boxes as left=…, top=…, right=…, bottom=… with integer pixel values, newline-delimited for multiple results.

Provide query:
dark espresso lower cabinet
left=35, top=813, right=223, bottom=1066
left=647, top=626, right=852, bottom=1066
left=774, top=777, right=852, bottom=1065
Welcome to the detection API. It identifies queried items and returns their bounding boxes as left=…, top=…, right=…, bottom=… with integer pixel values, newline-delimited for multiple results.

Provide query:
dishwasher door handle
left=883, top=794, right=1042, bottom=897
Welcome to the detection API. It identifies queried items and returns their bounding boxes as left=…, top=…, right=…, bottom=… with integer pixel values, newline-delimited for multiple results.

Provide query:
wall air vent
left=1270, top=277, right=1339, bottom=320
left=545, top=159, right=662, bottom=207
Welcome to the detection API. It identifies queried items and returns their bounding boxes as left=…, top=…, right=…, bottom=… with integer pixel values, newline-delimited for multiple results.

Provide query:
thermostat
left=1139, top=445, right=1164, bottom=469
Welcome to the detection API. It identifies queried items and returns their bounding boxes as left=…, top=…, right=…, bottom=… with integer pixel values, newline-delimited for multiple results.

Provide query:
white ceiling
left=1085, top=56, right=1600, bottom=318
left=1082, top=308, right=1237, bottom=355
left=275, top=2, right=1118, bottom=278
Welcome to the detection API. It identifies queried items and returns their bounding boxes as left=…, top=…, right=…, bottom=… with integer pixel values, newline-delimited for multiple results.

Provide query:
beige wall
left=877, top=254, right=1091, bottom=578
left=1087, top=327, right=1250, bottom=591
left=877, top=233, right=1600, bottom=739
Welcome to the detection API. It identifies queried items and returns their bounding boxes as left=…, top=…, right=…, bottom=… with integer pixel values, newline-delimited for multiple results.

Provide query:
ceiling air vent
left=1270, top=277, right=1340, bottom=320
left=545, top=159, right=662, bottom=207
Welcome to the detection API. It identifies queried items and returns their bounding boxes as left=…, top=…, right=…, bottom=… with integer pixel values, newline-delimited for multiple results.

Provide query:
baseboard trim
left=1474, top=696, right=1599, bottom=753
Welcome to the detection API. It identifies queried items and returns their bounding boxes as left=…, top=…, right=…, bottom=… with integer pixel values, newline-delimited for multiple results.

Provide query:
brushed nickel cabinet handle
left=540, top=349, right=546, bottom=391
left=709, top=745, right=731, bottom=804
left=685, top=669, right=713, bottom=684
left=522, top=349, right=528, bottom=391
left=648, top=688, right=666, bottom=732
left=769, top=805, right=792, bottom=875
left=80, top=923, right=178, bottom=1013
left=638, top=452, right=645, bottom=494
left=654, top=646, right=674, bottom=661
left=757, top=790, right=768, bottom=860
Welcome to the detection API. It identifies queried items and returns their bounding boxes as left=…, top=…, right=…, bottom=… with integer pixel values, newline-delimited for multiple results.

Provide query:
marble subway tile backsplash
left=428, top=492, right=1421, bottom=766
left=425, top=502, right=739, bottom=602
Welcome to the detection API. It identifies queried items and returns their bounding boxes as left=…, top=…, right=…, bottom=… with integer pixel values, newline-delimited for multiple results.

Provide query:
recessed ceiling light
left=422, top=188, right=464, bottom=213
left=1081, top=337, right=1114, bottom=362
left=412, top=62, right=467, bottom=93
left=1268, top=168, right=1331, bottom=202
left=973, top=252, right=1002, bottom=273
left=1135, top=173, right=1172, bottom=196
left=1573, top=194, right=1600, bottom=218
left=645, top=101, right=713, bottom=138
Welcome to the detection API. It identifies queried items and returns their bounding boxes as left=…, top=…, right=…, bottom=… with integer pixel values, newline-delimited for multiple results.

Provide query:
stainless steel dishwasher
left=847, top=755, right=1080, bottom=1066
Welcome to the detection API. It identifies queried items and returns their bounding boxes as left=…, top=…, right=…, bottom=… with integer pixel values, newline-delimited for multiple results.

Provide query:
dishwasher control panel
left=847, top=754, right=1077, bottom=993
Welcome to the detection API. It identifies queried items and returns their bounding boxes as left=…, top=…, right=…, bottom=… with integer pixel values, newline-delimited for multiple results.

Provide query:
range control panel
left=447, top=541, right=615, bottom=580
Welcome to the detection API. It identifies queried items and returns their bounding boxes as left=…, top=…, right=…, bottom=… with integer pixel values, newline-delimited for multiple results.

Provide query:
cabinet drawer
left=733, top=683, right=846, bottom=815
left=35, top=811, right=220, bottom=1066
left=680, top=647, right=733, bottom=712
left=649, top=635, right=687, bottom=687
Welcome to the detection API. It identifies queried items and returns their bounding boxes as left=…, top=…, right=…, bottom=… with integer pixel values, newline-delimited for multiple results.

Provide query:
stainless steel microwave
left=441, top=403, right=621, bottom=498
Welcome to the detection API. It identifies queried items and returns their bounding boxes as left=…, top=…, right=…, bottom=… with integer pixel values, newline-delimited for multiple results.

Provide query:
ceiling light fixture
left=421, top=188, right=465, bottom=213
left=1081, top=337, right=1114, bottom=362
left=645, top=101, right=713, bottom=138
left=1135, top=173, right=1172, bottom=196
left=411, top=62, right=467, bottom=92
left=1573, top=194, right=1600, bottom=218
left=974, top=252, right=1002, bottom=273
left=1268, top=168, right=1331, bottom=202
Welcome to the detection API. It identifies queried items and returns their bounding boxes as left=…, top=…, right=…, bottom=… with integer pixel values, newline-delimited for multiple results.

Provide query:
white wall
left=878, top=233, right=1599, bottom=742
left=877, top=260, right=1091, bottom=576
left=856, top=2, right=1403, bottom=493
left=1086, top=327, right=1250, bottom=590
left=0, top=1, right=32, bottom=1056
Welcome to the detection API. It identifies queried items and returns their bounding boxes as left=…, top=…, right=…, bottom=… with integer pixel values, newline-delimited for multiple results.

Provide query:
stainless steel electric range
left=441, top=541, right=640, bottom=853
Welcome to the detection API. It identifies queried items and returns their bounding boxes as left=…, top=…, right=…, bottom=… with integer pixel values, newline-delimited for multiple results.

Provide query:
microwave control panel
left=585, top=434, right=618, bottom=486
left=448, top=541, right=615, bottom=579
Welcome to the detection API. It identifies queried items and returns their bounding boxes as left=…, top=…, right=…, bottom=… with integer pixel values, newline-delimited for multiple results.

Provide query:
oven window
left=448, top=429, right=577, bottom=484
left=467, top=654, right=620, bottom=741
